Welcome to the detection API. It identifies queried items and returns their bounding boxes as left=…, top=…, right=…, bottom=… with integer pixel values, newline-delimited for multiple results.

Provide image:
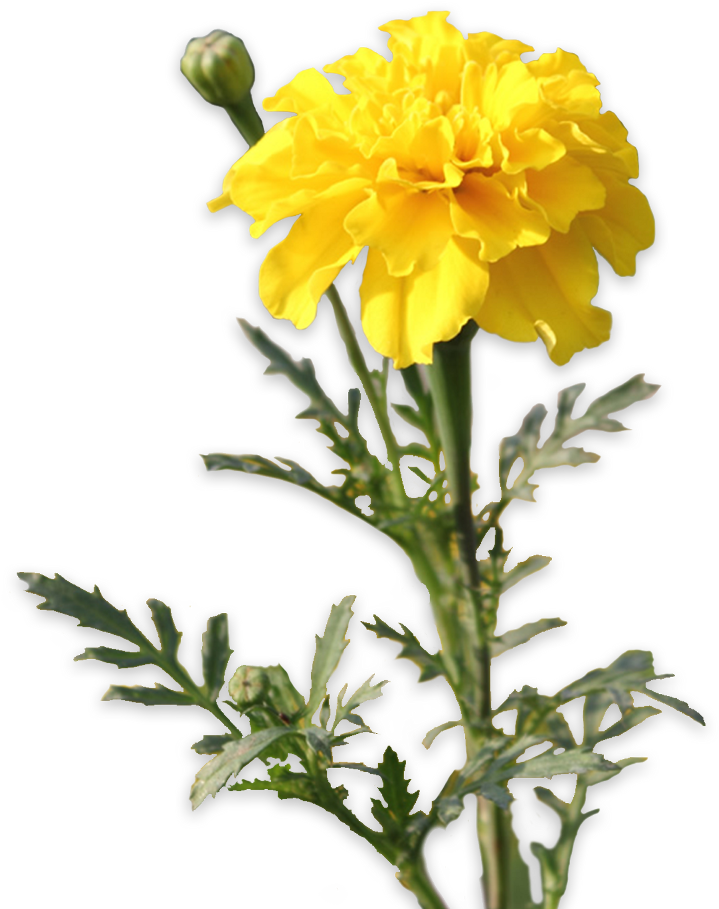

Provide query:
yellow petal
left=229, top=119, right=369, bottom=239
left=360, top=237, right=489, bottom=368
left=499, top=127, right=566, bottom=174
left=259, top=179, right=369, bottom=329
left=225, top=122, right=292, bottom=218
left=212, top=16, right=652, bottom=370
left=579, top=174, right=654, bottom=276
left=450, top=173, right=551, bottom=262
left=525, top=155, right=606, bottom=232
left=345, top=186, right=453, bottom=277
left=379, top=11, right=465, bottom=64
left=527, top=49, right=601, bottom=116
left=264, top=68, right=352, bottom=118
left=477, top=223, right=609, bottom=364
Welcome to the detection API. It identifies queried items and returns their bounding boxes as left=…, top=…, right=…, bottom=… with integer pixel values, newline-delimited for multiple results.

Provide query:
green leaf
left=498, top=651, right=693, bottom=756
left=507, top=748, right=618, bottom=781
left=476, top=376, right=659, bottom=537
left=423, top=720, right=462, bottom=750
left=17, top=571, right=153, bottom=652
left=19, top=573, right=240, bottom=723
left=560, top=650, right=705, bottom=734
left=102, top=676, right=197, bottom=707
left=334, top=676, right=388, bottom=731
left=500, top=375, right=659, bottom=502
left=305, top=596, right=355, bottom=721
left=201, top=613, right=232, bottom=701
left=491, top=618, right=566, bottom=657
left=370, top=747, right=421, bottom=841
left=190, top=732, right=232, bottom=754
left=453, top=736, right=617, bottom=813
left=330, top=762, right=384, bottom=778
left=230, top=762, right=318, bottom=803
left=582, top=755, right=647, bottom=787
left=238, top=319, right=345, bottom=427
left=319, top=696, right=331, bottom=729
left=200, top=318, right=451, bottom=542
left=191, top=727, right=298, bottom=809
left=362, top=615, right=444, bottom=682
left=206, top=322, right=400, bottom=534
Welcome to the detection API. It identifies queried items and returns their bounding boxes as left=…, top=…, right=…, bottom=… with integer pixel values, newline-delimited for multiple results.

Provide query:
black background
left=7, top=5, right=714, bottom=909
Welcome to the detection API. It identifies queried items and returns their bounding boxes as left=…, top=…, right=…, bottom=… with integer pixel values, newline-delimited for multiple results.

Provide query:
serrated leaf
left=305, top=597, right=355, bottom=721
left=502, top=375, right=658, bottom=498
left=491, top=618, right=566, bottom=657
left=20, top=573, right=239, bottom=719
left=508, top=748, right=618, bottom=781
left=190, top=732, right=232, bottom=754
left=371, top=747, right=421, bottom=840
left=577, top=375, right=659, bottom=433
left=239, top=319, right=345, bottom=422
left=457, top=738, right=617, bottom=810
left=17, top=571, right=156, bottom=648
left=230, top=762, right=318, bottom=803
left=500, top=555, right=553, bottom=592
left=560, top=650, right=704, bottom=734
left=330, top=762, right=384, bottom=778
left=584, top=691, right=662, bottom=745
left=205, top=319, right=431, bottom=550
left=492, top=650, right=706, bottom=764
left=102, top=683, right=195, bottom=706
left=191, top=727, right=298, bottom=809
left=582, top=755, right=647, bottom=787
left=207, top=322, right=399, bottom=534
left=392, top=403, right=426, bottom=433
left=334, top=676, right=387, bottom=731
left=201, top=613, right=232, bottom=701
left=362, top=615, right=444, bottom=682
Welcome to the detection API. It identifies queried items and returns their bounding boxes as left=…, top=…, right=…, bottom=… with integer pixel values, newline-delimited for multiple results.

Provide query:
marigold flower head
left=209, top=11, right=654, bottom=368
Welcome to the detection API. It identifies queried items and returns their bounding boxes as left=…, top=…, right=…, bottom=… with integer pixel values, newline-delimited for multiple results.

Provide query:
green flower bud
left=228, top=665, right=268, bottom=710
left=181, top=30, right=255, bottom=108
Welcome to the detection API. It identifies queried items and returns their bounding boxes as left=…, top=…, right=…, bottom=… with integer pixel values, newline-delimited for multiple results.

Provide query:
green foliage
left=494, top=649, right=704, bottom=772
left=204, top=321, right=402, bottom=533
left=18, top=573, right=234, bottom=714
left=17, top=574, right=403, bottom=819
left=372, top=747, right=428, bottom=851
left=475, top=373, right=661, bottom=616
left=362, top=615, right=444, bottom=685
left=21, top=359, right=701, bottom=909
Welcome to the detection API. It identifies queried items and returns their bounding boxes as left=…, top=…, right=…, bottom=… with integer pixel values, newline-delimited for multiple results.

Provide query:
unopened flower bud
left=228, top=665, right=268, bottom=709
left=181, top=30, right=255, bottom=108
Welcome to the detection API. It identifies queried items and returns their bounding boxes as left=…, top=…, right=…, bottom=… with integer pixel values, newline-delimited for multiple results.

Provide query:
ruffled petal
left=450, top=173, right=551, bottom=261
left=259, top=179, right=369, bottom=328
left=525, top=155, right=606, bottom=232
left=579, top=175, right=654, bottom=276
left=211, top=13, right=653, bottom=368
left=360, top=237, right=489, bottom=368
left=477, top=223, right=608, bottom=364
left=345, top=185, right=453, bottom=277
left=264, top=68, right=353, bottom=118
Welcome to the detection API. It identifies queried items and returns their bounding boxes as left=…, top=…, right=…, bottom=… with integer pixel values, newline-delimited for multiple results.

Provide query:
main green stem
left=425, top=324, right=512, bottom=909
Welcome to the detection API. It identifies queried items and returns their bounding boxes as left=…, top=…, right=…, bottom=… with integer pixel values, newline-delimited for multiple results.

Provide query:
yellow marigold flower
left=209, top=11, right=654, bottom=368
